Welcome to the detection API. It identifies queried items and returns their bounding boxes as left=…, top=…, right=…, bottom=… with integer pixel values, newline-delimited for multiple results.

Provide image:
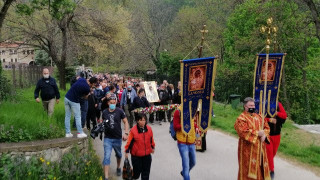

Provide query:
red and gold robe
left=234, top=111, right=271, bottom=180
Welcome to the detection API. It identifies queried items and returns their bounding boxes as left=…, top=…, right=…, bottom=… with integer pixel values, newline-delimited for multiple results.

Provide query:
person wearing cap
left=65, top=77, right=98, bottom=138
left=102, top=93, right=129, bottom=180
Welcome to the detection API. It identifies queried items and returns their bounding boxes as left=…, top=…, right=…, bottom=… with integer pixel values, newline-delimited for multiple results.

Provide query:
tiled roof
left=0, top=41, right=24, bottom=48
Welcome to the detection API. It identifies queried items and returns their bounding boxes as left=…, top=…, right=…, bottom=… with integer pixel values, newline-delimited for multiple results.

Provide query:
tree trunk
left=0, top=0, right=15, bottom=36
left=303, top=0, right=320, bottom=42
left=56, top=61, right=66, bottom=90
left=57, top=15, right=72, bottom=90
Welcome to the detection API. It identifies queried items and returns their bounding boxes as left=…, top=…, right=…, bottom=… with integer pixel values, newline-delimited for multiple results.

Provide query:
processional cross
left=198, top=25, right=209, bottom=58
left=259, top=17, right=278, bottom=164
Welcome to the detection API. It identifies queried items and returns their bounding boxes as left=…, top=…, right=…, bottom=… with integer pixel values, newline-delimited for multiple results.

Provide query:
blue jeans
left=73, top=98, right=88, bottom=128
left=103, top=138, right=122, bottom=166
left=178, top=143, right=196, bottom=180
left=64, top=97, right=83, bottom=134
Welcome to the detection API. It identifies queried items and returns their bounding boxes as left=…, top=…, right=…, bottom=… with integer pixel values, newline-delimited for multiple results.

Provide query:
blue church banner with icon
left=180, top=57, right=216, bottom=135
left=253, top=53, right=286, bottom=117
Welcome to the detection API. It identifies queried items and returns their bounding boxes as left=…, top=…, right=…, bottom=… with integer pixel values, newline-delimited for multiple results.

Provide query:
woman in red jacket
left=125, top=113, right=155, bottom=180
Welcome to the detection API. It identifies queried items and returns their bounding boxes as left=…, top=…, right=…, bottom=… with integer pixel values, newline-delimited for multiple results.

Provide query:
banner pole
left=260, top=17, right=277, bottom=166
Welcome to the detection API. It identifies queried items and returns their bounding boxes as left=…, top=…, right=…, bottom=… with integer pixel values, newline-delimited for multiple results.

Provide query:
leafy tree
left=35, top=50, right=52, bottom=66
left=220, top=0, right=320, bottom=124
left=0, top=0, right=15, bottom=37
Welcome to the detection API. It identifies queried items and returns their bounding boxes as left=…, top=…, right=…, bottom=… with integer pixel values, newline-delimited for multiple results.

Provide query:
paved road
left=93, top=122, right=320, bottom=180
left=294, top=124, right=320, bottom=134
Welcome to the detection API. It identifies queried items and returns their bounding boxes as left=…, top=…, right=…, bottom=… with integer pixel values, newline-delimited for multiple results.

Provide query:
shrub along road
left=93, top=122, right=320, bottom=180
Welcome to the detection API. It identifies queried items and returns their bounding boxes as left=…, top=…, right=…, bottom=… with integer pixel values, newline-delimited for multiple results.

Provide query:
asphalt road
left=93, top=122, right=320, bottom=180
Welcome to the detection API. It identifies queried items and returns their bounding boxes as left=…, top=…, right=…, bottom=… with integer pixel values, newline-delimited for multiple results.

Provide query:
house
left=0, top=41, right=35, bottom=69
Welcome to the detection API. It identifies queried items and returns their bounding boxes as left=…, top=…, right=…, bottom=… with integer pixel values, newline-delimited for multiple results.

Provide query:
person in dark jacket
left=34, top=68, right=60, bottom=116
left=65, top=77, right=97, bottom=138
left=125, top=113, right=155, bottom=180
left=173, top=81, right=181, bottom=104
left=157, top=84, right=169, bottom=124
left=132, top=89, right=150, bottom=121
left=86, top=88, right=98, bottom=130
left=265, top=102, right=287, bottom=179
left=120, top=82, right=137, bottom=128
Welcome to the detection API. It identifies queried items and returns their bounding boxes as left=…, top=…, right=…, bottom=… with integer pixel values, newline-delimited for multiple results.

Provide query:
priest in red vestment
left=234, top=97, right=271, bottom=180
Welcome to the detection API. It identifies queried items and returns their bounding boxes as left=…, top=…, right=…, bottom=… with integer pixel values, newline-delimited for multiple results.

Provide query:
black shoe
left=116, top=168, right=121, bottom=176
left=180, top=171, right=183, bottom=177
left=270, top=171, right=274, bottom=180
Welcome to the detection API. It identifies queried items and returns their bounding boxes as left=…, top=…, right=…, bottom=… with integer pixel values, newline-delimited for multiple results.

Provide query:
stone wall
left=0, top=136, right=88, bottom=162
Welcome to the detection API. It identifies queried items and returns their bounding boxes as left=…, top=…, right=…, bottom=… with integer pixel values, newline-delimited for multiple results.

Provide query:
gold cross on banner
left=198, top=25, right=209, bottom=58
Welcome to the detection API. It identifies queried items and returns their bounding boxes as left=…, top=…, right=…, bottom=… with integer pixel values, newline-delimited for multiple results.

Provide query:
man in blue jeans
left=173, top=108, right=198, bottom=180
left=102, top=94, right=129, bottom=180
left=65, top=77, right=98, bottom=138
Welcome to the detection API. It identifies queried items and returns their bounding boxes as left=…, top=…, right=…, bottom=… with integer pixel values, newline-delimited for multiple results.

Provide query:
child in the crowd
left=124, top=113, right=155, bottom=180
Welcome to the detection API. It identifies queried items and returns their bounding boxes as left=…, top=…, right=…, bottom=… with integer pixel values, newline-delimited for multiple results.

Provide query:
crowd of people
left=34, top=68, right=286, bottom=180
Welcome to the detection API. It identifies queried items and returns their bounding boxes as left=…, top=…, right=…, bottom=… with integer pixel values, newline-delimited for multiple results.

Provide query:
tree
left=302, top=0, right=320, bottom=42
left=220, top=0, right=320, bottom=124
left=6, top=0, right=78, bottom=90
left=35, top=50, right=52, bottom=66
left=0, top=0, right=15, bottom=37
left=128, top=0, right=178, bottom=69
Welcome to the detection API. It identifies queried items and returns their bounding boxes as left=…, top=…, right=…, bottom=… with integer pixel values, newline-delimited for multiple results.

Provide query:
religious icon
left=142, top=81, right=159, bottom=102
left=189, top=65, right=206, bottom=91
left=261, top=60, right=276, bottom=82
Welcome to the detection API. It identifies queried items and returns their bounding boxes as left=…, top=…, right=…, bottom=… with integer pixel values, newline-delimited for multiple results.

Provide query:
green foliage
left=219, top=0, right=320, bottom=124
left=0, top=87, right=66, bottom=142
left=55, top=66, right=75, bottom=84
left=0, top=141, right=103, bottom=179
left=35, top=50, right=52, bottom=66
left=0, top=61, right=10, bottom=102
left=157, top=52, right=181, bottom=78
left=16, top=0, right=76, bottom=20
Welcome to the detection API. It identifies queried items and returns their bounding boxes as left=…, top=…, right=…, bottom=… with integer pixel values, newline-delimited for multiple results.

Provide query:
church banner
left=180, top=57, right=216, bottom=135
left=253, top=53, right=286, bottom=117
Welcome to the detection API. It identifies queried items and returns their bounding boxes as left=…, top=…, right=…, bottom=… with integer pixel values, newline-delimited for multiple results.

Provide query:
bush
left=0, top=140, right=104, bottom=180
left=0, top=61, right=11, bottom=102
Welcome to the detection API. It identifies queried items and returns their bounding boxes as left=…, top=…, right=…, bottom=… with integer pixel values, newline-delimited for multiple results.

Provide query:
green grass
left=0, top=86, right=69, bottom=142
left=0, top=138, right=103, bottom=179
left=211, top=102, right=320, bottom=169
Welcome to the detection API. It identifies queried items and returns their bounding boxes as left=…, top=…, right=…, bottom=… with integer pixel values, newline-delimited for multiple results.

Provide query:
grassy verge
left=0, top=86, right=68, bottom=142
left=0, top=138, right=103, bottom=180
left=211, top=102, right=320, bottom=171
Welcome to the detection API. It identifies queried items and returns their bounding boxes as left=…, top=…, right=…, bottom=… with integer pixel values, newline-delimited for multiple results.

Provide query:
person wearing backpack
left=124, top=113, right=155, bottom=180
left=173, top=107, right=198, bottom=180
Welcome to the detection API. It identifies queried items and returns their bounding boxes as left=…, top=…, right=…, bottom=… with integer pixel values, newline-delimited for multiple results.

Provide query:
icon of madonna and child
left=189, top=65, right=207, bottom=91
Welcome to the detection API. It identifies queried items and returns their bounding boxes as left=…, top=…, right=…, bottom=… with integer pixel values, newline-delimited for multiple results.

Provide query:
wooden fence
left=11, top=64, right=54, bottom=89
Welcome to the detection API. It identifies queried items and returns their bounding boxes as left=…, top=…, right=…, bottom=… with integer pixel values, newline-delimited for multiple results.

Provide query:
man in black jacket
left=157, top=84, right=169, bottom=124
left=34, top=68, right=60, bottom=116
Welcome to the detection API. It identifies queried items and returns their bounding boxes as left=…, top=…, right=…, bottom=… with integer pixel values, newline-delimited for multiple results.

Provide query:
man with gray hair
left=234, top=97, right=271, bottom=180
left=34, top=68, right=60, bottom=116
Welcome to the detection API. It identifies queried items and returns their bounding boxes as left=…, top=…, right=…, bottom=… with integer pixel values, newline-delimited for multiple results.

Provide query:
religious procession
left=1, top=1, right=320, bottom=180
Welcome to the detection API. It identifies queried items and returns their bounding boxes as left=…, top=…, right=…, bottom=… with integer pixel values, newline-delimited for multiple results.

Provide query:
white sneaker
left=65, top=133, right=73, bottom=138
left=77, top=133, right=87, bottom=138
